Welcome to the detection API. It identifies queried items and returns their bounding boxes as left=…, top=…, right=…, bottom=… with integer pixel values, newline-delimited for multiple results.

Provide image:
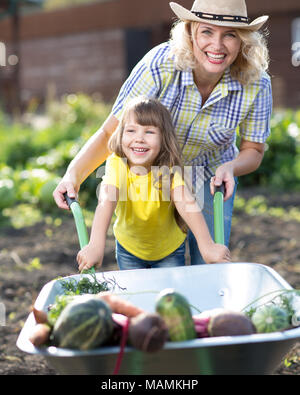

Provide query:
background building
left=0, top=0, right=299, bottom=111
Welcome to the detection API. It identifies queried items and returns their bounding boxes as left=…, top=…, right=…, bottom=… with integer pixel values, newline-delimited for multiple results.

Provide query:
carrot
left=29, top=323, right=51, bottom=347
left=97, top=292, right=145, bottom=318
left=32, top=307, right=48, bottom=324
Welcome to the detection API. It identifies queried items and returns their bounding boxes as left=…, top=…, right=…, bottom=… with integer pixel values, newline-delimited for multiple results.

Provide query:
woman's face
left=192, top=23, right=242, bottom=78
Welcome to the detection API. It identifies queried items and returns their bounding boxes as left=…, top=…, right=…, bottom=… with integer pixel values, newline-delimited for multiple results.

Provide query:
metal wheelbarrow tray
left=17, top=263, right=300, bottom=375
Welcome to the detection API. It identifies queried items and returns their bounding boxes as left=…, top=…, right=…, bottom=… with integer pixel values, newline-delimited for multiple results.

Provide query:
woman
left=53, top=0, right=272, bottom=265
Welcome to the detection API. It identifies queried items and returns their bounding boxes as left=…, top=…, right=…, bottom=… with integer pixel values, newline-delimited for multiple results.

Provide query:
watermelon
left=155, top=288, right=196, bottom=342
left=51, top=295, right=114, bottom=350
left=251, top=305, right=290, bottom=333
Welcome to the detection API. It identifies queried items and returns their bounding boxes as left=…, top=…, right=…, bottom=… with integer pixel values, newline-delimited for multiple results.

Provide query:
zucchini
left=155, top=288, right=196, bottom=342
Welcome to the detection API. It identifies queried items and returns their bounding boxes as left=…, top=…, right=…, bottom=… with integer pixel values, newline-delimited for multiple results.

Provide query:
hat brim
left=169, top=2, right=268, bottom=31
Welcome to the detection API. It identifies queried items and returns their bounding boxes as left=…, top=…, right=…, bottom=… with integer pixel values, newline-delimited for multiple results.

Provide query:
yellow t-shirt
left=101, top=154, right=186, bottom=260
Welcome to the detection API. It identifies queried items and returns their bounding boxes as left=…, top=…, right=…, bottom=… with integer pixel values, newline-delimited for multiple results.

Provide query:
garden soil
left=0, top=188, right=300, bottom=375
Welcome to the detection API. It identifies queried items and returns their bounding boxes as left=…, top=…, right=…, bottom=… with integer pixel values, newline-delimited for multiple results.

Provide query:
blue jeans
left=188, top=178, right=237, bottom=265
left=115, top=240, right=186, bottom=270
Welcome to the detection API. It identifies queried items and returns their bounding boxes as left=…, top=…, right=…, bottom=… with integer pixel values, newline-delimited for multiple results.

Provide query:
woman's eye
left=202, top=30, right=211, bottom=35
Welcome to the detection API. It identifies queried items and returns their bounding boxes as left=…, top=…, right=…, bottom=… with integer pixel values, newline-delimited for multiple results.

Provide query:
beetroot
left=128, top=313, right=169, bottom=352
left=208, top=310, right=256, bottom=337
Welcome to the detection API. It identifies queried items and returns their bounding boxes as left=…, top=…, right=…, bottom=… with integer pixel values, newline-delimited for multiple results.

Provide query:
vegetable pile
left=28, top=277, right=300, bottom=360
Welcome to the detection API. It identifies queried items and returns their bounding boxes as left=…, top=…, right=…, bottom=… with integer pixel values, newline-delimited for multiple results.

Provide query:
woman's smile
left=205, top=51, right=227, bottom=64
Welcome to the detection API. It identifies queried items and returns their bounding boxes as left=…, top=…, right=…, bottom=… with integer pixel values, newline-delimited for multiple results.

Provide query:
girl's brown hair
left=108, top=96, right=182, bottom=168
left=108, top=96, right=188, bottom=233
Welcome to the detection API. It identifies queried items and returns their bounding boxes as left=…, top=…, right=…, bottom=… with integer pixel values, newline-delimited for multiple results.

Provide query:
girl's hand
left=53, top=177, right=79, bottom=210
left=202, top=243, right=231, bottom=264
left=210, top=162, right=235, bottom=201
left=77, top=244, right=104, bottom=272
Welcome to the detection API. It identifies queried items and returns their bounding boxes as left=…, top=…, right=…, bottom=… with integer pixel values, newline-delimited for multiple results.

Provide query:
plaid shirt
left=112, top=42, right=272, bottom=181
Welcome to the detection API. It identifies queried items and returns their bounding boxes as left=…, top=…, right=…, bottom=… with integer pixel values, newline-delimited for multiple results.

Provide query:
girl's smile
left=122, top=112, right=162, bottom=174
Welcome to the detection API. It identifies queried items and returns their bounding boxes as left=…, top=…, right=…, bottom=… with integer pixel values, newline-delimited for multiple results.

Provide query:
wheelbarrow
left=16, top=188, right=300, bottom=375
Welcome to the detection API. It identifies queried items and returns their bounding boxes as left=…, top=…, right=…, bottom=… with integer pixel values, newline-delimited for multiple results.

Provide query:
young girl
left=76, top=96, right=230, bottom=271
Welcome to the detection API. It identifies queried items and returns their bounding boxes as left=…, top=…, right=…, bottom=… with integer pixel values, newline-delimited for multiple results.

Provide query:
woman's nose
left=211, top=34, right=223, bottom=50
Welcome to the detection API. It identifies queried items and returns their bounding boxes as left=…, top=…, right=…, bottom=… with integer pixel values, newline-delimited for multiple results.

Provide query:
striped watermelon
left=52, top=295, right=114, bottom=350
left=155, top=288, right=196, bottom=341
left=251, top=305, right=290, bottom=333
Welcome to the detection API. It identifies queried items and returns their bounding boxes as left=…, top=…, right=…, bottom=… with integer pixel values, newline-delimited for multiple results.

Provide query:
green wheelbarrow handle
left=63, top=192, right=95, bottom=274
left=213, top=183, right=225, bottom=245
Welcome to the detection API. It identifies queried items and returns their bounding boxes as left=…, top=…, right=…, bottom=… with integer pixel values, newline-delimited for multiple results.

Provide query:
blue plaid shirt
left=112, top=42, right=272, bottom=181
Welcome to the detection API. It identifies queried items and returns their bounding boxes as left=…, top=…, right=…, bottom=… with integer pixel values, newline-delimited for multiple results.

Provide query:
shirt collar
left=182, top=67, right=242, bottom=91
left=222, top=68, right=242, bottom=91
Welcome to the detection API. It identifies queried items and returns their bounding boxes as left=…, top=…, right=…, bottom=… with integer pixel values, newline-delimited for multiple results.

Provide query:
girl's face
left=121, top=111, right=162, bottom=174
left=192, top=23, right=241, bottom=79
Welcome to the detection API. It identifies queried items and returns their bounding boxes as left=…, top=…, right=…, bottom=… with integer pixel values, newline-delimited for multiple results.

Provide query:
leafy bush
left=0, top=94, right=110, bottom=226
left=238, top=109, right=300, bottom=190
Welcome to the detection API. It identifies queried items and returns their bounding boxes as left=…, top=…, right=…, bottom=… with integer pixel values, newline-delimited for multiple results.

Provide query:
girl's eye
left=125, top=129, right=135, bottom=133
left=146, top=130, right=155, bottom=134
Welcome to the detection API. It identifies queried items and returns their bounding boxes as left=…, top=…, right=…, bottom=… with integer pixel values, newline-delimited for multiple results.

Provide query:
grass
left=234, top=194, right=300, bottom=223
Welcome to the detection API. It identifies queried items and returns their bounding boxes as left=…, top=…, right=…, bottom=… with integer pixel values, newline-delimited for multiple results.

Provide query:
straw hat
left=169, top=0, right=269, bottom=31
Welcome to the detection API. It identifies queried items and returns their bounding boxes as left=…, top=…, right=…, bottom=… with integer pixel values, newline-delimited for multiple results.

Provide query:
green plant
left=238, top=109, right=300, bottom=190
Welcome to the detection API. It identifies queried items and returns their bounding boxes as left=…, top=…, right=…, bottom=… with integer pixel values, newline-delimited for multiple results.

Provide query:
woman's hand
left=77, top=243, right=104, bottom=272
left=210, top=139, right=265, bottom=201
left=202, top=243, right=231, bottom=264
left=53, top=176, right=79, bottom=210
left=210, top=162, right=235, bottom=201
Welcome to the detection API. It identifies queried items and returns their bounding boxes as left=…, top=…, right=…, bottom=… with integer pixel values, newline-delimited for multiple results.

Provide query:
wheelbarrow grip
left=63, top=192, right=95, bottom=274
left=215, top=184, right=225, bottom=195
left=213, top=183, right=225, bottom=245
left=63, top=192, right=77, bottom=209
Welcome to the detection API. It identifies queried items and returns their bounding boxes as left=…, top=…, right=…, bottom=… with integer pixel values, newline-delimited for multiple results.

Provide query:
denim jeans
left=188, top=178, right=238, bottom=265
left=115, top=240, right=186, bottom=270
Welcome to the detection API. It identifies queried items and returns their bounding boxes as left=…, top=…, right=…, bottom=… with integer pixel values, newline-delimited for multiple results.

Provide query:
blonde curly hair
left=169, top=20, right=269, bottom=85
